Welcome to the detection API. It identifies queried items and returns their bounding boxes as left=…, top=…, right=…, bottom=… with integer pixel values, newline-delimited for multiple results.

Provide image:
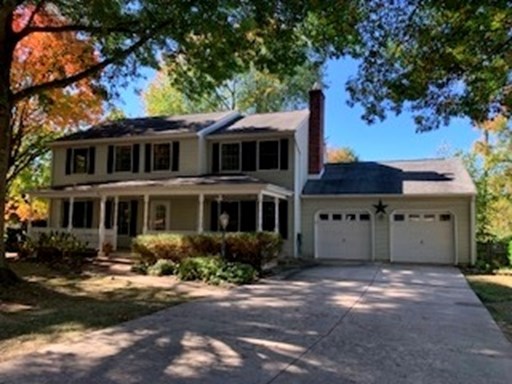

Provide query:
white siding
left=52, top=138, right=199, bottom=187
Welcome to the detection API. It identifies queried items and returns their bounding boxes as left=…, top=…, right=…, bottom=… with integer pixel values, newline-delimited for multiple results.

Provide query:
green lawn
left=0, top=261, right=188, bottom=362
left=466, top=274, right=512, bottom=342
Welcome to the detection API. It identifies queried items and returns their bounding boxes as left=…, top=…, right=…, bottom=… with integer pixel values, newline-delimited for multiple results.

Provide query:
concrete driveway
left=1, top=264, right=511, bottom=384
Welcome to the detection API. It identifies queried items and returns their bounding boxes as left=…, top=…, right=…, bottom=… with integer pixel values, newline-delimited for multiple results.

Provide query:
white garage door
left=391, top=212, right=454, bottom=264
left=315, top=212, right=372, bottom=260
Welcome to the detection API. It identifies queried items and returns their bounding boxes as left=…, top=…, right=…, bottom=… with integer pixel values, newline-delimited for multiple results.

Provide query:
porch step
left=88, top=254, right=137, bottom=275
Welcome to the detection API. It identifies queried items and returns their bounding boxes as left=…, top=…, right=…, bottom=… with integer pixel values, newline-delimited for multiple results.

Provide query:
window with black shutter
left=212, top=143, right=220, bottom=173
left=172, top=141, right=180, bottom=171
left=242, top=141, right=257, bottom=171
left=114, top=145, right=132, bottom=172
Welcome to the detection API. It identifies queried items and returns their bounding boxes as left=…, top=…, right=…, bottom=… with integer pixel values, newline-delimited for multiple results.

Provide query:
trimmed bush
left=132, top=232, right=282, bottom=272
left=132, top=233, right=192, bottom=265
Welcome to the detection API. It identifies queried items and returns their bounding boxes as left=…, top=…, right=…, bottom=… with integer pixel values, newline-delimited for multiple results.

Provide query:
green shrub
left=131, top=262, right=148, bottom=275
left=22, top=231, right=91, bottom=272
left=132, top=233, right=191, bottom=265
left=147, top=259, right=176, bottom=276
left=132, top=231, right=282, bottom=274
left=177, top=256, right=257, bottom=285
left=215, top=262, right=257, bottom=285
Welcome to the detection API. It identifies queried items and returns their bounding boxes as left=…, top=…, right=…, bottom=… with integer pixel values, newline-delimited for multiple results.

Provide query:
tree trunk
left=0, top=5, right=20, bottom=285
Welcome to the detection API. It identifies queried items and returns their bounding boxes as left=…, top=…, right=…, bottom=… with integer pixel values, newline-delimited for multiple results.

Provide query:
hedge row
left=132, top=232, right=282, bottom=271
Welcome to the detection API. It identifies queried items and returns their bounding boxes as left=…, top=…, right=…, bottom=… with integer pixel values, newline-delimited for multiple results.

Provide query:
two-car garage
left=301, top=159, right=476, bottom=265
left=313, top=209, right=456, bottom=264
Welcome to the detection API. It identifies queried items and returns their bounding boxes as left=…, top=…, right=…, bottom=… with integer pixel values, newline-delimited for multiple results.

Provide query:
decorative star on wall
left=373, top=199, right=388, bottom=215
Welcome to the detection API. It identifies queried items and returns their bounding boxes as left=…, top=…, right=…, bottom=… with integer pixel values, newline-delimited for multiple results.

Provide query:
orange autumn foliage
left=5, top=5, right=103, bottom=223
left=11, top=5, right=103, bottom=130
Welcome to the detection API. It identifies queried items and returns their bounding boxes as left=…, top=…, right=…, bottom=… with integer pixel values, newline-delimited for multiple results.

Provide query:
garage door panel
left=392, top=212, right=454, bottom=264
left=316, top=212, right=372, bottom=260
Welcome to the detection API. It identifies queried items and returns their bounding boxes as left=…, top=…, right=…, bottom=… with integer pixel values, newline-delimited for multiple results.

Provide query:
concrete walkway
left=1, top=265, right=511, bottom=383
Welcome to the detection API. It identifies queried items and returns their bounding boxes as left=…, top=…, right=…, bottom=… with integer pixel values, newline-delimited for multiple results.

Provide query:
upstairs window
left=221, top=143, right=241, bottom=172
left=153, top=143, right=171, bottom=171
left=259, top=140, right=279, bottom=170
left=115, top=145, right=132, bottom=172
left=72, top=148, right=89, bottom=174
left=65, top=147, right=95, bottom=175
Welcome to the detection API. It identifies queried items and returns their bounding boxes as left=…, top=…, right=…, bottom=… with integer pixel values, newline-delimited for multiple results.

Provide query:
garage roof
left=303, top=158, right=476, bottom=195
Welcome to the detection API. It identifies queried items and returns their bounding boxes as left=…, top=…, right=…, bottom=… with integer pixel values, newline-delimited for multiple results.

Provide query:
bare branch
left=17, top=0, right=46, bottom=36
left=17, top=22, right=139, bottom=40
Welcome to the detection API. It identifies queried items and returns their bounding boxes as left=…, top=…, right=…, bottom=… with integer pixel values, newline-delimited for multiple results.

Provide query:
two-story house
left=29, top=86, right=477, bottom=265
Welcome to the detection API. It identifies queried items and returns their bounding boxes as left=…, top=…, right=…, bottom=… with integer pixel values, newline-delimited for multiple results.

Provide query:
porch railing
left=28, top=227, right=116, bottom=250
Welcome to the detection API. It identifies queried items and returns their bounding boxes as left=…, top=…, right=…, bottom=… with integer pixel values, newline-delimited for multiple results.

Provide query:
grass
left=0, top=261, right=190, bottom=362
left=466, top=273, right=512, bottom=342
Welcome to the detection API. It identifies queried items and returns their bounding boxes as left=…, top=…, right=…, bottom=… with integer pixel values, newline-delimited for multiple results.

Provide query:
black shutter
left=172, top=141, right=180, bottom=171
left=105, top=200, right=113, bottom=229
left=62, top=201, right=70, bottom=227
left=85, top=201, right=93, bottom=228
left=88, top=147, right=96, bottom=174
left=145, top=143, right=152, bottom=173
left=129, top=200, right=138, bottom=237
left=212, top=143, right=219, bottom=173
left=280, top=139, right=289, bottom=170
left=107, top=145, right=114, bottom=174
left=242, top=141, right=257, bottom=172
left=279, top=199, right=288, bottom=239
left=65, top=148, right=72, bottom=175
left=240, top=201, right=256, bottom=232
left=132, top=144, right=140, bottom=173
left=210, top=200, right=218, bottom=231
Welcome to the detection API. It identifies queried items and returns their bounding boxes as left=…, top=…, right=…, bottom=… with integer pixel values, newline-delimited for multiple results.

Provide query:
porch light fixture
left=219, top=211, right=229, bottom=259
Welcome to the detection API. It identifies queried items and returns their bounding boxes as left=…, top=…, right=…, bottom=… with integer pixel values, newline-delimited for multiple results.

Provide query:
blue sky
left=115, top=57, right=480, bottom=162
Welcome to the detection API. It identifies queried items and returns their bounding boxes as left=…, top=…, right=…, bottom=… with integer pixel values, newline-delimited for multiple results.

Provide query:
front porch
left=28, top=175, right=292, bottom=255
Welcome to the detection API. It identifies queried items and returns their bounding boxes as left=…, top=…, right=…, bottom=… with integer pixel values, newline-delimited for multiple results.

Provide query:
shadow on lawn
left=0, top=262, right=187, bottom=343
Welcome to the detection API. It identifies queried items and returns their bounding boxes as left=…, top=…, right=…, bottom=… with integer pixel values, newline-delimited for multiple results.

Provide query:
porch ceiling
left=29, top=175, right=293, bottom=199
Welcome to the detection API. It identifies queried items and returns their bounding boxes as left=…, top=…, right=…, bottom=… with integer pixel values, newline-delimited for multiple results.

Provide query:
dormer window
left=115, top=145, right=132, bottom=172
left=221, top=143, right=241, bottom=172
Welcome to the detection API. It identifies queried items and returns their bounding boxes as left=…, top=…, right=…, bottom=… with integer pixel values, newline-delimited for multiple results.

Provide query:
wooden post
left=143, top=194, right=149, bottom=234
left=274, top=197, right=279, bottom=234
left=257, top=193, right=263, bottom=232
left=98, top=196, right=106, bottom=256
left=198, top=194, right=204, bottom=233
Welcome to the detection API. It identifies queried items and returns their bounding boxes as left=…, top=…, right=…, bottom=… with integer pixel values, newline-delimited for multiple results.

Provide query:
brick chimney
left=308, top=83, right=325, bottom=175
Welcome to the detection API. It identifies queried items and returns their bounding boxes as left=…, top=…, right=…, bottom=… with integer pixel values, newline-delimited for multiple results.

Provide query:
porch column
left=216, top=195, right=223, bottom=232
left=98, top=195, right=106, bottom=256
left=274, top=197, right=280, bottom=234
left=67, top=197, right=74, bottom=232
left=197, top=194, right=204, bottom=233
left=113, top=196, right=119, bottom=250
left=257, top=193, right=263, bottom=232
left=143, top=194, right=149, bottom=234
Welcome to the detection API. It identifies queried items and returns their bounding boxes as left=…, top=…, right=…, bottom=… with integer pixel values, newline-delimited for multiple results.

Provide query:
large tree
left=347, top=0, right=512, bottom=131
left=143, top=63, right=323, bottom=115
left=0, top=1, right=360, bottom=283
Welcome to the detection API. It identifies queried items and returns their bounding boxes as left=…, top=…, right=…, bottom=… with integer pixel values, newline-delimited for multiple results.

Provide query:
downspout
left=293, top=133, right=302, bottom=258
left=470, top=195, right=476, bottom=265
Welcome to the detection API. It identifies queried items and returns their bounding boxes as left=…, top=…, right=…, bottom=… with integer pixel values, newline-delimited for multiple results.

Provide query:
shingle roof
left=55, top=111, right=236, bottom=142
left=303, top=158, right=476, bottom=195
left=211, top=110, right=309, bottom=135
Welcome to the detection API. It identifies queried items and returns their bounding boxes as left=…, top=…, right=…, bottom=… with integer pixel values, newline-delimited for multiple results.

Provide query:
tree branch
left=13, top=23, right=172, bottom=103
left=17, top=0, right=46, bottom=36
left=17, top=22, right=139, bottom=40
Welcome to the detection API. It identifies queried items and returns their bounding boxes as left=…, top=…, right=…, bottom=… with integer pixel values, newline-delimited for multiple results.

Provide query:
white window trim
left=150, top=200, right=171, bottom=231
left=114, top=144, right=133, bottom=173
left=152, top=142, right=172, bottom=172
left=220, top=142, right=242, bottom=172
